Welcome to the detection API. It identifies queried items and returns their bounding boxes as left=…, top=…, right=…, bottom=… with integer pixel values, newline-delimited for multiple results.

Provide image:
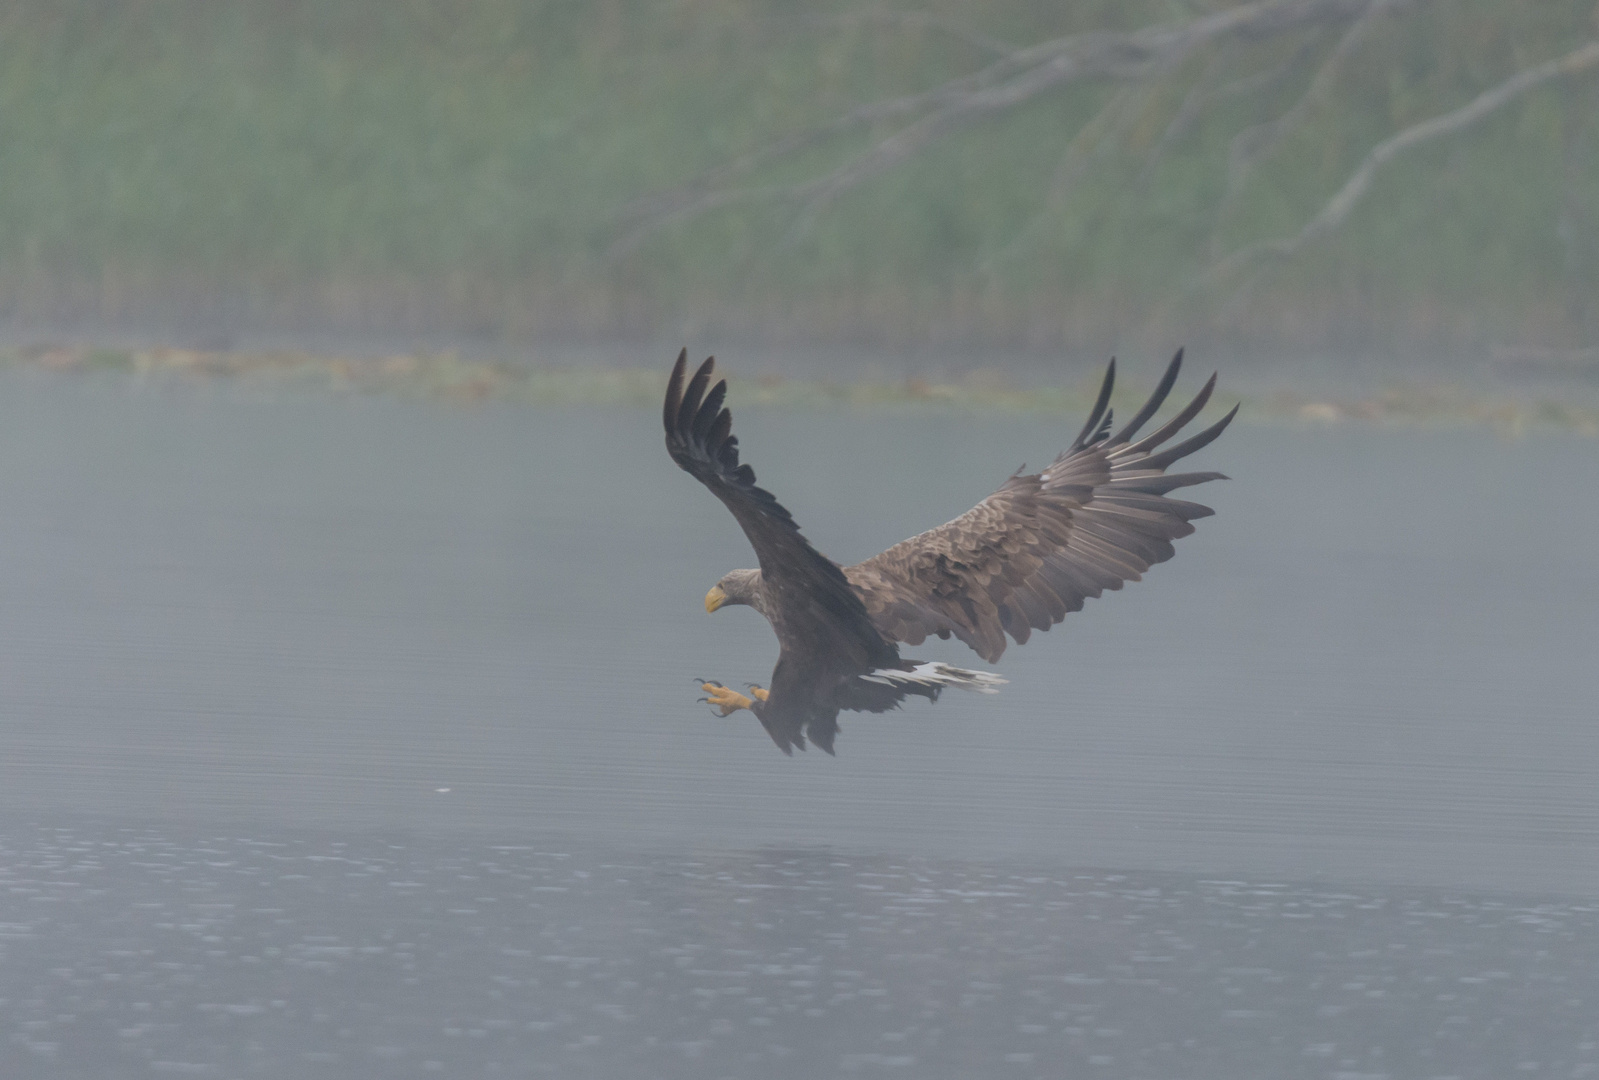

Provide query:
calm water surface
left=0, top=370, right=1595, bottom=1077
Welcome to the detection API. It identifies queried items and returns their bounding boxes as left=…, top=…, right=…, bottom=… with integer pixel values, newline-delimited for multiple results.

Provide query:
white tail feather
left=860, top=662, right=1007, bottom=694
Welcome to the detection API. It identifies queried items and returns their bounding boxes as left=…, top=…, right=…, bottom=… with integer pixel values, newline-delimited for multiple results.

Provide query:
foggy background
left=1, top=3, right=1597, bottom=1077
left=2, top=0, right=1597, bottom=372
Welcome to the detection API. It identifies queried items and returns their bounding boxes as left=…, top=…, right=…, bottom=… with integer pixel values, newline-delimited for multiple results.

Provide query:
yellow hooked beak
left=705, top=585, right=727, bottom=613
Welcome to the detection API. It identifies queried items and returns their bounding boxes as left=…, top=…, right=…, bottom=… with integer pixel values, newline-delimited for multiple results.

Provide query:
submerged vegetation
left=1, top=1, right=1597, bottom=356
left=8, top=344, right=1595, bottom=437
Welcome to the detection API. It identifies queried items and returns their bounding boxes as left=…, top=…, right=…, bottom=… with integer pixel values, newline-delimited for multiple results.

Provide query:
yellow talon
left=701, top=682, right=754, bottom=716
left=750, top=686, right=769, bottom=702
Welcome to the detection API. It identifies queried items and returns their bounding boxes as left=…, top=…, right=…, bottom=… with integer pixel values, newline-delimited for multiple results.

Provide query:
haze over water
left=0, top=369, right=1595, bottom=1077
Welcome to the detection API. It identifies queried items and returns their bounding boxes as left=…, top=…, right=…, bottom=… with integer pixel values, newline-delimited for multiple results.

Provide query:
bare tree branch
left=787, top=0, right=1377, bottom=226
left=612, top=0, right=1374, bottom=255
left=612, top=20, right=1072, bottom=241
left=1206, top=38, right=1599, bottom=287
left=615, top=14, right=1132, bottom=236
left=1216, top=0, right=1408, bottom=223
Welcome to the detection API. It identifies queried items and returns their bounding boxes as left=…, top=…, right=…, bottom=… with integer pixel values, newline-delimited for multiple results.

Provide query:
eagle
left=664, top=348, right=1234, bottom=756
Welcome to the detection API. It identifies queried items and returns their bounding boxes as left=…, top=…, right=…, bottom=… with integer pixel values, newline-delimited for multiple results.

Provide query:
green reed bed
left=2, top=1, right=1597, bottom=350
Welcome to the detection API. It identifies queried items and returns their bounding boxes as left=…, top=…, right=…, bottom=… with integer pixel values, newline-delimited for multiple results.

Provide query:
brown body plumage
left=664, top=349, right=1234, bottom=755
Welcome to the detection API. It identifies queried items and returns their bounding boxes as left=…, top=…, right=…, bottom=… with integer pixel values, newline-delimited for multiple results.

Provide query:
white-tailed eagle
left=664, top=349, right=1234, bottom=755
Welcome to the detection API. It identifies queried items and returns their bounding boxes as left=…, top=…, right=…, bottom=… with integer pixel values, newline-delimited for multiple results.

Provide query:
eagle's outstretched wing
left=845, top=351, right=1235, bottom=663
left=663, top=350, right=812, bottom=575
left=663, top=350, right=895, bottom=672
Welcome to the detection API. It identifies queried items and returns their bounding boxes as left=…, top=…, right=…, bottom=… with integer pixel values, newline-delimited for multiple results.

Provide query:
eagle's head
left=705, top=568, right=767, bottom=616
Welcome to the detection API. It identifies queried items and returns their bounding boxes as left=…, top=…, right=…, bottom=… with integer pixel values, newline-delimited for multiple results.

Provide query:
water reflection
left=1, top=822, right=1593, bottom=1078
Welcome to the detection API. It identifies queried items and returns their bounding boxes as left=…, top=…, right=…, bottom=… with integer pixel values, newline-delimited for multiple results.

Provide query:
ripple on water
left=0, top=822, right=1595, bottom=1079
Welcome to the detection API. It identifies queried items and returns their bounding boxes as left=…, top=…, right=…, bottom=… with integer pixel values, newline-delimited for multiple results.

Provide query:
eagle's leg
left=700, top=681, right=755, bottom=717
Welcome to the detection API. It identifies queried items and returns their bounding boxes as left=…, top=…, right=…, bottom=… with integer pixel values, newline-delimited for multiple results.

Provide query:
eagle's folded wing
left=844, top=351, right=1235, bottom=663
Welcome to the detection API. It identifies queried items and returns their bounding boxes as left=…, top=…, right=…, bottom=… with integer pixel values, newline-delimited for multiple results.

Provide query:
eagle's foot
left=700, top=681, right=754, bottom=716
left=746, top=685, right=770, bottom=702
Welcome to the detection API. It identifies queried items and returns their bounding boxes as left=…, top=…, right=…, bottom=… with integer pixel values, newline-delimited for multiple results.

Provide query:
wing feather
left=664, top=350, right=800, bottom=543
left=1105, top=348, right=1183, bottom=447
left=1068, top=358, right=1117, bottom=452
left=1134, top=405, right=1239, bottom=472
left=1119, top=372, right=1217, bottom=457
left=846, top=356, right=1233, bottom=663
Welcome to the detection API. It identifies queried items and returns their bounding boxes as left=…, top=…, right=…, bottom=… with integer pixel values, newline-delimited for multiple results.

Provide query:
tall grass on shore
left=1, top=0, right=1597, bottom=354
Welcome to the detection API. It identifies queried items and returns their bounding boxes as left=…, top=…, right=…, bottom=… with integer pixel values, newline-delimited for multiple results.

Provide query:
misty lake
left=0, top=368, right=1595, bottom=1077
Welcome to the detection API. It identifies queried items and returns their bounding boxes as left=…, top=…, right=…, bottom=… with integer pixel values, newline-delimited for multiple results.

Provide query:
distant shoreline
left=7, top=345, right=1595, bottom=438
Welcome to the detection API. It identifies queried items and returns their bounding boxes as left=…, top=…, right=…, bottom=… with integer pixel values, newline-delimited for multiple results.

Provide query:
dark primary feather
left=663, top=350, right=789, bottom=527
left=1069, top=357, right=1118, bottom=452
left=845, top=350, right=1235, bottom=663
left=1105, top=349, right=1182, bottom=446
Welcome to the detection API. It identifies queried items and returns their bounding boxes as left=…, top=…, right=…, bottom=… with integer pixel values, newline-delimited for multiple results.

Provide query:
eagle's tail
left=861, top=662, right=1007, bottom=694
